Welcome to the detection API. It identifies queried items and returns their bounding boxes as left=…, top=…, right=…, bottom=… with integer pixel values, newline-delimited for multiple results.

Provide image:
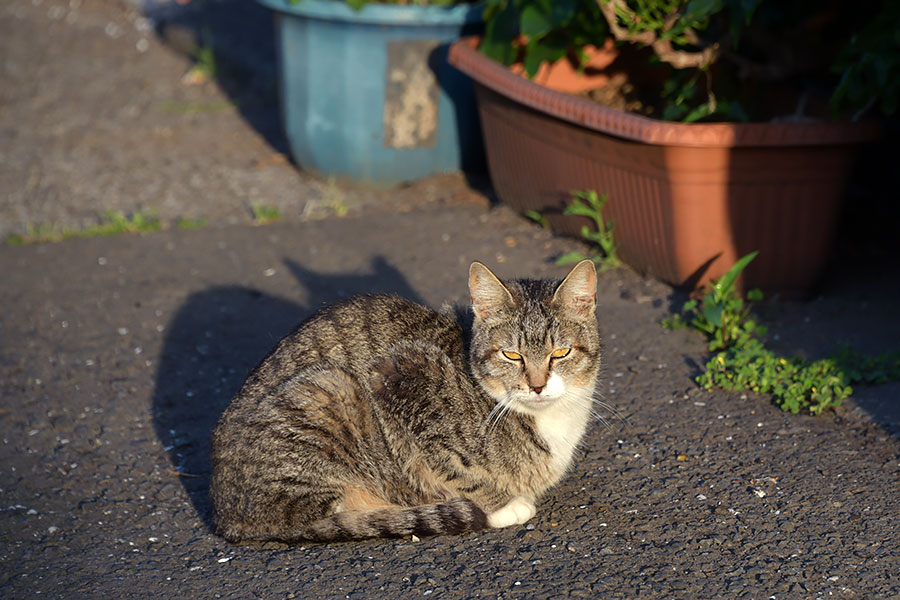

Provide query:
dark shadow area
left=284, top=256, right=424, bottom=308
left=817, top=121, right=900, bottom=297
left=679, top=255, right=720, bottom=294
left=152, top=256, right=424, bottom=524
left=757, top=127, right=900, bottom=435
left=148, top=0, right=490, bottom=185
left=149, top=0, right=289, bottom=154
left=427, top=38, right=487, bottom=183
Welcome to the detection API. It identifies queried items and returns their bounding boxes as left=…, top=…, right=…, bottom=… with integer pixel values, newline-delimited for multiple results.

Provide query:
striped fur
left=210, top=261, right=601, bottom=543
left=298, top=499, right=487, bottom=542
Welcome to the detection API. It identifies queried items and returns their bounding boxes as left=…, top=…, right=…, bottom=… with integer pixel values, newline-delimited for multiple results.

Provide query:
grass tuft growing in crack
left=251, top=203, right=282, bottom=224
left=5, top=210, right=162, bottom=245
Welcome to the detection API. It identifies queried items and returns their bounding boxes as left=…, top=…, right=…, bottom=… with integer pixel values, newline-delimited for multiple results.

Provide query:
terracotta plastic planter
left=448, top=37, right=882, bottom=296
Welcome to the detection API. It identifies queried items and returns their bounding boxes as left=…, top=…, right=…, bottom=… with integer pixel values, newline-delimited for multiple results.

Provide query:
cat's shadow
left=151, top=256, right=425, bottom=526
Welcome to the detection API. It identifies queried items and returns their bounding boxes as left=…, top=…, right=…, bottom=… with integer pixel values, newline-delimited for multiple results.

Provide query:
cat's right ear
left=469, top=262, right=515, bottom=321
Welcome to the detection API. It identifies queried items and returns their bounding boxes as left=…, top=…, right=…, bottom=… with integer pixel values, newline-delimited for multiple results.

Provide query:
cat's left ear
left=552, top=260, right=597, bottom=317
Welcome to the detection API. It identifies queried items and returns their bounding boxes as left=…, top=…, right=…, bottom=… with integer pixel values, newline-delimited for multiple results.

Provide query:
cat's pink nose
left=530, top=385, right=545, bottom=394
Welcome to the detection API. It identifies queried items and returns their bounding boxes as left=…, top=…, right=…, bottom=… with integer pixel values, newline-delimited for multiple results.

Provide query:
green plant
left=481, top=0, right=609, bottom=76
left=192, top=44, right=218, bottom=81
left=666, top=252, right=900, bottom=414
left=663, top=251, right=764, bottom=351
left=830, top=1, right=900, bottom=119
left=479, top=0, right=895, bottom=122
left=556, top=190, right=620, bottom=270
left=175, top=217, right=208, bottom=230
left=700, top=340, right=853, bottom=414
left=524, top=209, right=549, bottom=228
left=4, top=210, right=162, bottom=245
left=94, top=210, right=162, bottom=235
left=322, top=176, right=349, bottom=217
left=832, top=346, right=900, bottom=384
left=251, top=203, right=282, bottom=224
left=182, top=29, right=220, bottom=85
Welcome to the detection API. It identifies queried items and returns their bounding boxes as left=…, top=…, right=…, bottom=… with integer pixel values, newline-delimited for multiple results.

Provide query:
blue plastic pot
left=257, top=0, right=484, bottom=184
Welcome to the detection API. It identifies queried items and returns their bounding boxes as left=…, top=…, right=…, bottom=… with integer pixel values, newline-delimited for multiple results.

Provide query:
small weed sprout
left=557, top=190, right=621, bottom=270
left=323, top=176, right=349, bottom=217
left=663, top=251, right=765, bottom=351
left=175, top=217, right=208, bottom=230
left=96, top=210, right=162, bottom=235
left=251, top=203, right=282, bottom=224
left=192, top=44, right=218, bottom=80
left=666, top=252, right=900, bottom=414
left=185, top=28, right=219, bottom=84
left=524, top=210, right=549, bottom=229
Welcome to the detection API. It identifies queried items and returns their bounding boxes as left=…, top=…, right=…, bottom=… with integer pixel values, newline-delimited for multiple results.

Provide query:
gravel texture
left=2, top=0, right=899, bottom=598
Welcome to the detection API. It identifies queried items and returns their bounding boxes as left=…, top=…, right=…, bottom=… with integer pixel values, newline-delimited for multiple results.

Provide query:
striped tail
left=298, top=498, right=487, bottom=542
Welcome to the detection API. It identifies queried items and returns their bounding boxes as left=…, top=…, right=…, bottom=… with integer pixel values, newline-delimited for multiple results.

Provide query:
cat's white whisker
left=484, top=390, right=517, bottom=435
left=592, top=397, right=628, bottom=425
left=569, top=386, right=628, bottom=425
left=491, top=393, right=518, bottom=434
left=481, top=400, right=506, bottom=432
left=561, top=390, right=618, bottom=430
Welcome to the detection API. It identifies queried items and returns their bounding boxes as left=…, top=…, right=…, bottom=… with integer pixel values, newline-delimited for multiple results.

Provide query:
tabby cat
left=210, top=260, right=602, bottom=542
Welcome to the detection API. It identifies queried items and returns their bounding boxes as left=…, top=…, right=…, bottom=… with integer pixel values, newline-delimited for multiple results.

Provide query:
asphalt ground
left=2, top=203, right=900, bottom=599
left=2, top=0, right=900, bottom=598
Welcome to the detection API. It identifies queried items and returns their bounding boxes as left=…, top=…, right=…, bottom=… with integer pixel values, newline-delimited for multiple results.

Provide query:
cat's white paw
left=487, top=497, right=536, bottom=528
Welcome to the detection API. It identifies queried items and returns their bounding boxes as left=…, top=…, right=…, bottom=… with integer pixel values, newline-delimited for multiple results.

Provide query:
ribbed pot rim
left=448, top=36, right=882, bottom=148
left=256, top=0, right=484, bottom=26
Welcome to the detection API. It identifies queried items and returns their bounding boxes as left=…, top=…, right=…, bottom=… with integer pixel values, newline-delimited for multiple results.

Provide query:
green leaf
left=662, top=103, right=688, bottom=122
left=522, top=35, right=568, bottom=77
left=713, top=251, right=758, bottom=300
left=519, top=0, right=577, bottom=39
left=683, top=0, right=723, bottom=24
left=519, top=3, right=552, bottom=39
left=724, top=99, right=751, bottom=123
left=480, top=1, right=519, bottom=66
left=702, top=303, right=723, bottom=328
left=563, top=202, right=596, bottom=219
left=728, top=0, right=762, bottom=42
left=524, top=210, right=548, bottom=228
left=682, top=103, right=712, bottom=123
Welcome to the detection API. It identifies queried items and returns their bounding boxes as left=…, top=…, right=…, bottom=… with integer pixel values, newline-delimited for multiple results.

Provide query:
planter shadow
left=151, top=256, right=423, bottom=525
left=149, top=0, right=290, bottom=155
left=149, top=0, right=487, bottom=184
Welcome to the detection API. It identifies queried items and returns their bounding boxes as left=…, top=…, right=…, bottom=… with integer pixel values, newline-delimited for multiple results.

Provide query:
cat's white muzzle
left=515, top=373, right=567, bottom=410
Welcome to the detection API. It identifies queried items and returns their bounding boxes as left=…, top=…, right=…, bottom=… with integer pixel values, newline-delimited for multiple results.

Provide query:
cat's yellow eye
left=550, top=348, right=571, bottom=359
left=501, top=350, right=523, bottom=361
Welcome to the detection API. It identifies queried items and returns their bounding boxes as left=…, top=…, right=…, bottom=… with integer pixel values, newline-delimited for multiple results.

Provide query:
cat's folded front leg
left=487, top=496, right=536, bottom=528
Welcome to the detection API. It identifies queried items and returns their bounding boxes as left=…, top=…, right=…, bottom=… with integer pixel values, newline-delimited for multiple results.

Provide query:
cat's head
left=468, top=260, right=601, bottom=413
